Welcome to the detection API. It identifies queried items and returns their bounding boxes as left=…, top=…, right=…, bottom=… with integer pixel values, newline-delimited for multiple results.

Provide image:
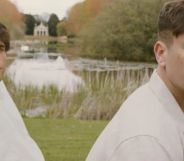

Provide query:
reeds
left=4, top=67, right=154, bottom=120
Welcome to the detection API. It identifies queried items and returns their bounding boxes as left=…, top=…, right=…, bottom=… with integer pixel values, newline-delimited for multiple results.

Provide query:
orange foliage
left=65, top=0, right=113, bottom=36
left=0, top=0, right=24, bottom=38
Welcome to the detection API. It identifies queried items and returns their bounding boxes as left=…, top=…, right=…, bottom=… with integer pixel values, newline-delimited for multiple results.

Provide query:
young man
left=86, top=1, right=184, bottom=161
left=0, top=23, right=45, bottom=161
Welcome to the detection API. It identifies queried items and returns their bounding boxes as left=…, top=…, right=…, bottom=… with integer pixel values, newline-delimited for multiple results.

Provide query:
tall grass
left=4, top=67, right=154, bottom=120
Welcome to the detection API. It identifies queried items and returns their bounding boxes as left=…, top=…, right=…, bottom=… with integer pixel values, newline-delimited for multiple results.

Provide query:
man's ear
left=154, top=41, right=167, bottom=67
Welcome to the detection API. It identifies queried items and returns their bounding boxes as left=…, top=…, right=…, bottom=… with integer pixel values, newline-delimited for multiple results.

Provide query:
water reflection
left=47, top=40, right=58, bottom=53
left=6, top=55, right=84, bottom=92
left=7, top=53, right=156, bottom=94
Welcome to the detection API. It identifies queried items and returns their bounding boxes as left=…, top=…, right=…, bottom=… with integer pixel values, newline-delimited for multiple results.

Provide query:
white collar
left=148, top=70, right=184, bottom=129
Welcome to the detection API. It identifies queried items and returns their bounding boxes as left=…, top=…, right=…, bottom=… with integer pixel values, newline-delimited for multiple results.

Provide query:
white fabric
left=86, top=70, right=184, bottom=161
left=109, top=136, right=172, bottom=161
left=0, top=81, right=45, bottom=161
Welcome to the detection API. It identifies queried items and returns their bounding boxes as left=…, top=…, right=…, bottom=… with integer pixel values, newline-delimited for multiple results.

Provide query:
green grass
left=24, top=118, right=108, bottom=161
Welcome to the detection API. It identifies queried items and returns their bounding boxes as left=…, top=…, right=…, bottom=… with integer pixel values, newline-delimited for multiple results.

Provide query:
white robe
left=0, top=81, right=45, bottom=161
left=86, top=70, right=184, bottom=161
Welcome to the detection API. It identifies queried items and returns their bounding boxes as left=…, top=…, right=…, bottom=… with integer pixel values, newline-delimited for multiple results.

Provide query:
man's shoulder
left=108, top=135, right=173, bottom=161
left=118, top=82, right=157, bottom=115
left=86, top=83, right=182, bottom=161
left=107, top=82, right=178, bottom=148
left=115, top=83, right=171, bottom=133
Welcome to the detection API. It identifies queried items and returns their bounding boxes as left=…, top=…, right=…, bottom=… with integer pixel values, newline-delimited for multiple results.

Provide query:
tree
left=80, top=0, right=167, bottom=61
left=48, top=13, right=59, bottom=37
left=65, top=0, right=113, bottom=36
left=0, top=0, right=24, bottom=39
left=24, top=14, right=36, bottom=35
left=57, top=19, right=67, bottom=36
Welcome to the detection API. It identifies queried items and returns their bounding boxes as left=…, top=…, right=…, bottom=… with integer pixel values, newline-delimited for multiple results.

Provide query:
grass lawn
left=24, top=118, right=108, bottom=161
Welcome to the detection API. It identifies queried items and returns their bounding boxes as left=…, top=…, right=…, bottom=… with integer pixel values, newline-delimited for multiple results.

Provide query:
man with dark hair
left=86, top=1, right=184, bottom=161
left=0, top=22, right=45, bottom=161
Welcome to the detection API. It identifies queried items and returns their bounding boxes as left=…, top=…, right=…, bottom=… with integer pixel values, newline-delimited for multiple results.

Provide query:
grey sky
left=9, top=0, right=84, bottom=19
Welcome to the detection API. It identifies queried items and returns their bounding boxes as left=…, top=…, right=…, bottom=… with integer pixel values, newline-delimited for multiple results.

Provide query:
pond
left=6, top=52, right=156, bottom=91
left=6, top=54, right=84, bottom=92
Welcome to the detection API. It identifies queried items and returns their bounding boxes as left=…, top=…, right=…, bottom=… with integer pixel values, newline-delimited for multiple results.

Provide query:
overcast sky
left=9, top=0, right=84, bottom=19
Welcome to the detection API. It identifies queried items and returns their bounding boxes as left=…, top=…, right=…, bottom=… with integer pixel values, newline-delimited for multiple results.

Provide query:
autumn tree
left=0, top=0, right=24, bottom=39
left=64, top=0, right=113, bottom=36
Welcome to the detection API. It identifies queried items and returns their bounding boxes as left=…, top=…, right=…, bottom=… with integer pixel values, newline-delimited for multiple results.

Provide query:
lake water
left=6, top=54, right=84, bottom=92
left=6, top=52, right=156, bottom=92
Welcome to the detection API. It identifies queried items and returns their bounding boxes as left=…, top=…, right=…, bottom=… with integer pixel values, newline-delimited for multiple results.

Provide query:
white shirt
left=86, top=70, right=184, bottom=161
left=0, top=81, right=45, bottom=161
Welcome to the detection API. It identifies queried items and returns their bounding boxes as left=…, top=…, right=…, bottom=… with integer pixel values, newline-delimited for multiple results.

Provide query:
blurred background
left=1, top=0, right=167, bottom=160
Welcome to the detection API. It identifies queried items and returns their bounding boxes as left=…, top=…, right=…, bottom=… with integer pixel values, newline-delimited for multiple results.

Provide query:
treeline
left=0, top=0, right=24, bottom=39
left=0, top=0, right=169, bottom=61
left=64, top=0, right=168, bottom=62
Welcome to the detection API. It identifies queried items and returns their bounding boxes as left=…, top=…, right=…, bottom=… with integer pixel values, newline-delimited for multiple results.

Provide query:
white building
left=34, top=22, right=49, bottom=37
